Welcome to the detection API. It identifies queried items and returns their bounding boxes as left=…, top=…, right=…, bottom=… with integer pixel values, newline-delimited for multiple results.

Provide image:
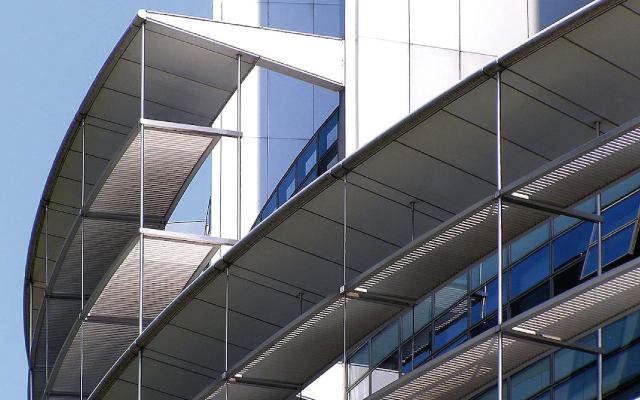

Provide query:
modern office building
left=23, top=0, right=640, bottom=399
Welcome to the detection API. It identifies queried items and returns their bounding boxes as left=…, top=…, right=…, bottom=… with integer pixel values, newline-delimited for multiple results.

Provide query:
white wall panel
left=460, top=51, right=495, bottom=79
left=410, top=45, right=460, bottom=112
left=460, top=0, right=528, bottom=56
left=220, top=0, right=265, bottom=26
left=358, top=37, right=409, bottom=148
left=410, top=0, right=459, bottom=50
left=358, top=0, right=409, bottom=43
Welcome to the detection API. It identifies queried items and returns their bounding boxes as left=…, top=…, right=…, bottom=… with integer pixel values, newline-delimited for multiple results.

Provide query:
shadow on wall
left=531, top=0, right=594, bottom=32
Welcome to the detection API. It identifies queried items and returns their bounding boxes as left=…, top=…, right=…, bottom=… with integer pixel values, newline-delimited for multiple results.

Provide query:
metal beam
left=504, top=330, right=604, bottom=355
left=502, top=195, right=604, bottom=224
left=84, top=313, right=154, bottom=327
left=227, top=376, right=300, bottom=392
left=140, top=118, right=242, bottom=138
left=345, top=290, right=416, bottom=308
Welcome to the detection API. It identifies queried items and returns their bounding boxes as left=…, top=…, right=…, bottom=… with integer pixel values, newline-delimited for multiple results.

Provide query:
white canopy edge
left=141, top=10, right=345, bottom=91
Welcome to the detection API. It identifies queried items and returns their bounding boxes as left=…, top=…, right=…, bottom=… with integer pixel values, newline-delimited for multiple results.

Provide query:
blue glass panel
left=372, top=320, right=399, bottom=367
left=582, top=224, right=636, bottom=277
left=531, top=391, right=551, bottom=400
left=510, top=224, right=550, bottom=263
left=471, top=259, right=498, bottom=290
left=602, top=309, right=640, bottom=353
left=262, top=195, right=277, bottom=220
left=511, top=357, right=550, bottom=400
left=553, top=365, right=596, bottom=400
left=510, top=245, right=550, bottom=299
left=553, top=199, right=595, bottom=235
left=296, top=140, right=317, bottom=186
left=277, top=168, right=296, bottom=206
left=318, top=111, right=338, bottom=153
left=438, top=335, right=467, bottom=355
left=434, top=300, right=468, bottom=350
left=471, top=315, right=497, bottom=338
left=602, top=191, right=640, bottom=236
left=511, top=281, right=550, bottom=317
left=414, top=297, right=432, bottom=332
left=298, top=167, right=318, bottom=191
left=413, top=328, right=431, bottom=368
left=400, top=341, right=413, bottom=374
left=602, top=171, right=640, bottom=207
left=554, top=333, right=597, bottom=381
left=552, top=222, right=596, bottom=269
left=603, top=340, right=640, bottom=395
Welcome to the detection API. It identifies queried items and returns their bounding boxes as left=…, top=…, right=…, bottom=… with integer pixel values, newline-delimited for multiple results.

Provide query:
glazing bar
left=496, top=70, right=504, bottom=400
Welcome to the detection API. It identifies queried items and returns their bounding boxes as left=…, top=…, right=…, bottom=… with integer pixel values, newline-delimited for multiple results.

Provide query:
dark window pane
left=296, top=141, right=317, bottom=186
left=434, top=300, right=468, bottom=350
left=277, top=168, right=295, bottom=206
left=553, top=222, right=596, bottom=269
left=318, top=145, right=338, bottom=174
left=582, top=224, right=636, bottom=277
left=262, top=195, right=277, bottom=220
left=510, top=245, right=550, bottom=299
left=402, top=310, right=413, bottom=342
left=602, top=191, right=640, bottom=236
left=318, top=111, right=338, bottom=154
left=553, top=365, right=596, bottom=400
left=372, top=321, right=399, bottom=367
left=553, top=258, right=588, bottom=296
left=511, top=357, right=550, bottom=400
left=413, top=328, right=432, bottom=368
left=511, top=281, right=550, bottom=317
left=471, top=314, right=497, bottom=338
left=400, top=341, right=413, bottom=374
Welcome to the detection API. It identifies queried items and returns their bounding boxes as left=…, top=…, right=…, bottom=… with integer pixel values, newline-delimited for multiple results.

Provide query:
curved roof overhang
left=23, top=10, right=344, bottom=399
left=86, top=0, right=640, bottom=399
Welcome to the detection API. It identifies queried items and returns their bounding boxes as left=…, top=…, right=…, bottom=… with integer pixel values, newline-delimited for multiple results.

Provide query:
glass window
left=471, top=314, right=497, bottom=338
left=553, top=199, right=595, bottom=235
left=552, top=222, right=595, bottom=269
left=262, top=195, right=277, bottom=220
left=400, top=340, right=413, bottom=374
left=553, top=259, right=589, bottom=296
left=318, top=146, right=338, bottom=175
left=349, top=375, right=369, bottom=400
left=318, top=112, right=338, bottom=153
left=414, top=297, right=432, bottom=331
left=434, top=300, right=468, bottom=350
left=348, top=343, right=369, bottom=386
left=372, top=321, right=399, bottom=367
left=413, top=328, right=432, bottom=368
left=471, top=259, right=498, bottom=290
left=510, top=245, right=550, bottom=299
left=511, top=357, right=550, bottom=400
left=582, top=223, right=637, bottom=277
left=601, top=191, right=640, bottom=236
left=603, top=340, right=640, bottom=395
left=510, top=281, right=550, bottom=317
left=435, top=275, right=468, bottom=315
left=554, top=333, right=597, bottom=381
left=402, top=309, right=413, bottom=341
left=510, top=224, right=550, bottom=263
left=553, top=366, right=596, bottom=400
left=602, top=171, right=640, bottom=207
left=296, top=141, right=317, bottom=185
left=602, top=310, right=640, bottom=354
left=277, top=168, right=295, bottom=206
left=371, top=352, right=399, bottom=393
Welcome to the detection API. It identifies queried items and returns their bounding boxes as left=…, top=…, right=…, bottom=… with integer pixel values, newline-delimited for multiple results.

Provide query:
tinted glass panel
left=602, top=172, right=640, bottom=206
left=602, top=310, right=640, bottom=353
left=414, top=298, right=432, bottom=332
left=553, top=258, right=588, bottom=296
left=402, top=310, right=413, bottom=341
left=511, top=224, right=550, bottom=263
left=434, top=300, right=468, bottom=350
left=277, top=168, right=295, bottom=206
left=603, top=340, right=640, bottom=395
left=582, top=224, right=636, bottom=277
left=435, top=275, right=467, bottom=315
left=372, top=321, right=399, bottom=367
left=553, top=366, right=596, bottom=400
left=554, top=333, right=597, bottom=381
left=413, top=328, right=432, bottom=368
left=553, top=199, right=595, bottom=235
left=553, top=222, right=595, bottom=269
left=511, top=281, right=550, bottom=317
left=400, top=341, right=413, bottom=374
left=511, top=357, right=550, bottom=400
left=296, top=141, right=317, bottom=185
left=371, top=352, right=399, bottom=393
left=510, top=245, right=550, bottom=299
left=602, top=191, right=640, bottom=236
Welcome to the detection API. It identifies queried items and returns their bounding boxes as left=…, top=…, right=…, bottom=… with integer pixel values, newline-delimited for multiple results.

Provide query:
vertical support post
left=45, top=204, right=49, bottom=389
left=138, top=22, right=146, bottom=400
left=80, top=118, right=86, bottom=400
left=596, top=121, right=603, bottom=400
left=236, top=54, right=242, bottom=241
left=342, top=176, right=348, bottom=400
left=410, top=201, right=415, bottom=241
left=29, top=279, right=33, bottom=400
left=225, top=266, right=230, bottom=400
left=496, top=71, right=504, bottom=400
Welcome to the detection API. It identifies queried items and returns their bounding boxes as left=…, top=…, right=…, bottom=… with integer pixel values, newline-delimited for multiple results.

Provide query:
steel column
left=596, top=121, right=603, bottom=400
left=237, top=54, right=242, bottom=241
left=496, top=71, right=504, bottom=400
left=45, top=204, right=49, bottom=393
left=80, top=118, right=86, bottom=400
left=342, top=176, right=348, bottom=400
left=29, top=279, right=33, bottom=400
left=138, top=22, right=146, bottom=400
left=225, top=266, right=230, bottom=400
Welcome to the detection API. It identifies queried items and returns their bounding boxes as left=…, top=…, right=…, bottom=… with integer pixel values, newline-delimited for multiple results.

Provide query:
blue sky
left=0, top=2, right=212, bottom=397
